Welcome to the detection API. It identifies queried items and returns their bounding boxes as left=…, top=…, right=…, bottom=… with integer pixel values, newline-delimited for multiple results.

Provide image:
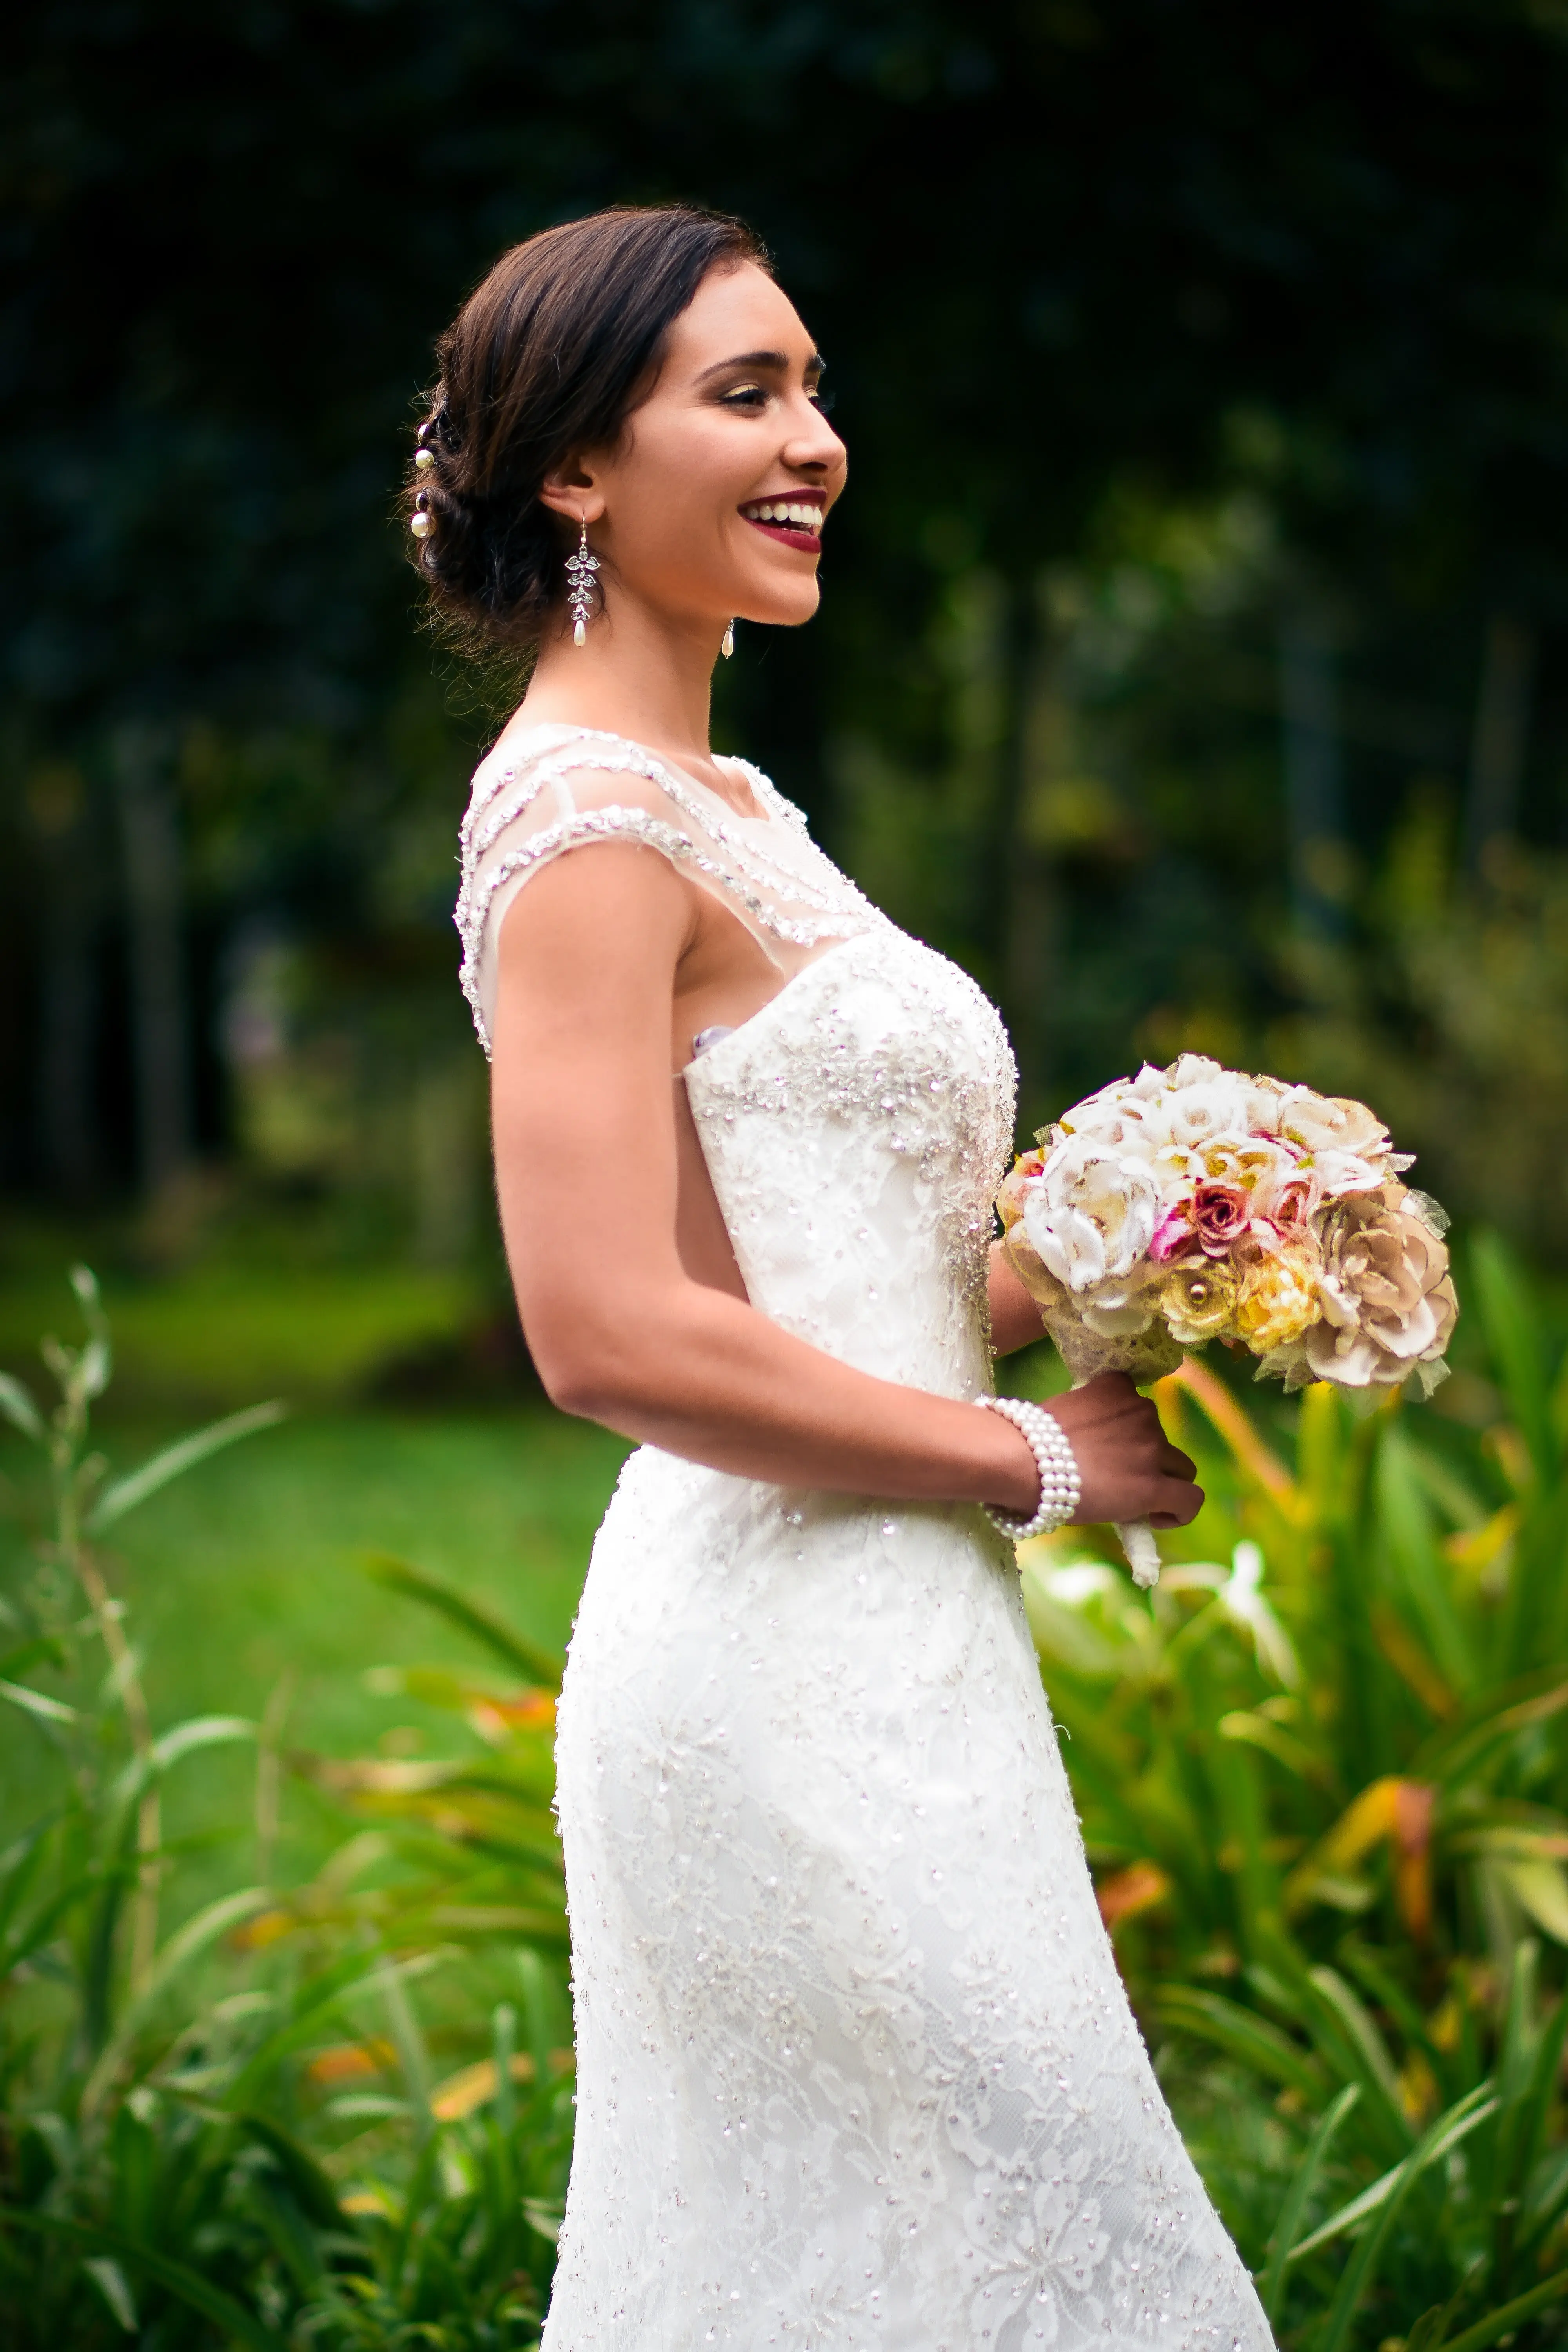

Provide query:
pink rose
left=1250, top=1162, right=1322, bottom=1240
left=1147, top=1203, right=1200, bottom=1264
left=1192, top=1180, right=1250, bottom=1257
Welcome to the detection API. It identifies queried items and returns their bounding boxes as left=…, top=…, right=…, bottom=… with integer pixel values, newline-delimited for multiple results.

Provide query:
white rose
left=1161, top=1078, right=1254, bottom=1152
left=1308, top=1147, right=1390, bottom=1201
left=1021, top=1138, right=1160, bottom=1295
left=1053, top=1073, right=1160, bottom=1158
left=1164, top=1053, right=1227, bottom=1088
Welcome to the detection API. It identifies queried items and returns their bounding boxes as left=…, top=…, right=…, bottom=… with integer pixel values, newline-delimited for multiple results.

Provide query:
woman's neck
left=503, top=594, right=728, bottom=786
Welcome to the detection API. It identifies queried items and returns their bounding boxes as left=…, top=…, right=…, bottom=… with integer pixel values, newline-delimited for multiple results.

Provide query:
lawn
left=2, top=1401, right=627, bottom=1917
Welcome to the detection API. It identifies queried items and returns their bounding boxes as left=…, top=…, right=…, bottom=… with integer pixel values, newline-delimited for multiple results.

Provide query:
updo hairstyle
left=404, top=205, right=770, bottom=651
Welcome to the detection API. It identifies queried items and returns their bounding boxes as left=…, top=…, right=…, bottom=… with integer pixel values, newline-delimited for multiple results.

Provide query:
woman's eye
left=720, top=384, right=769, bottom=411
left=808, top=388, right=835, bottom=416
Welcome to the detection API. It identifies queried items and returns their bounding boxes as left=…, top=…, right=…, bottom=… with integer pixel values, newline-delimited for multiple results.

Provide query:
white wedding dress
left=459, top=727, right=1272, bottom=2352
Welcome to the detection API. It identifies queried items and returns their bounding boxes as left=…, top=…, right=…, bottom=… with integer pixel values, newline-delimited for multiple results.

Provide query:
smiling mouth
left=739, top=497, right=824, bottom=548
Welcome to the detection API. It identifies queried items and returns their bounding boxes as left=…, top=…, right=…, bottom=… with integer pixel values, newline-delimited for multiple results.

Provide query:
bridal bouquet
left=997, top=1054, right=1458, bottom=1584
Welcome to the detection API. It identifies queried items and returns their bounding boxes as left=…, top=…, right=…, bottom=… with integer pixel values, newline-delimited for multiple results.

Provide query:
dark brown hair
left=403, top=205, right=771, bottom=650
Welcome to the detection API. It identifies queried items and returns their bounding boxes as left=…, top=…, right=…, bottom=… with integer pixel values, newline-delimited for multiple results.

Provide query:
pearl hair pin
left=974, top=1394, right=1081, bottom=1541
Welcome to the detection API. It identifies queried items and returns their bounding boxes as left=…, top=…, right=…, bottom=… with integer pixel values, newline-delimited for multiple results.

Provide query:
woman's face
left=548, top=261, right=847, bottom=634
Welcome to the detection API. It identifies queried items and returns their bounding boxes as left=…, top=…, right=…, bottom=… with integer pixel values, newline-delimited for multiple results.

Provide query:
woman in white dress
left=411, top=206, right=1273, bottom=2352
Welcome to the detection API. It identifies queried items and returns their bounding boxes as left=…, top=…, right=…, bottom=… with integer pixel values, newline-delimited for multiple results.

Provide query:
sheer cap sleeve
left=455, top=724, right=887, bottom=1054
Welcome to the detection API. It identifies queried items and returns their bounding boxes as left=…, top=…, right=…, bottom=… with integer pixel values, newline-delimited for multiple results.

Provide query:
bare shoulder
left=493, top=809, right=695, bottom=977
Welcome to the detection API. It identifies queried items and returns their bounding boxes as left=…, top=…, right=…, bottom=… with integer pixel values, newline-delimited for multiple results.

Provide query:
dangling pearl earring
left=565, top=517, right=600, bottom=648
left=721, top=620, right=735, bottom=659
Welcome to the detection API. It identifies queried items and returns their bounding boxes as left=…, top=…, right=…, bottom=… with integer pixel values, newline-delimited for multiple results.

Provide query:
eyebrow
left=696, top=348, right=826, bottom=382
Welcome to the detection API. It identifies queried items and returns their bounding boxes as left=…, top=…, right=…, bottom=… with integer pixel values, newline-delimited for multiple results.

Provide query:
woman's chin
left=735, top=583, right=822, bottom=630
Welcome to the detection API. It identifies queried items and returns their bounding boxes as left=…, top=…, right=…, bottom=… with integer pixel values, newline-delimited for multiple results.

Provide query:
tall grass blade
left=83, top=1885, right=275, bottom=2105
left=83, top=2253, right=138, bottom=2331
left=237, top=2112, right=348, bottom=2230
left=1155, top=1987, right=1326, bottom=2102
left=378, top=1956, right=434, bottom=2138
left=111, top=1713, right=256, bottom=1808
left=0, top=1374, right=44, bottom=1442
left=1302, top=1965, right=1412, bottom=2151
left=0, top=2207, right=289, bottom=2350
left=1470, top=1232, right=1555, bottom=1483
left=0, top=1678, right=76, bottom=1727
left=1260, top=2082, right=1359, bottom=2323
left=1437, top=2266, right=1568, bottom=2352
left=1290, top=2085, right=1497, bottom=2263
left=363, top=1552, right=564, bottom=1687
left=87, top=1401, right=289, bottom=1532
left=222, top=1947, right=396, bottom=2110
left=1376, top=1428, right=1472, bottom=1692
left=1319, top=2090, right=1501, bottom=2352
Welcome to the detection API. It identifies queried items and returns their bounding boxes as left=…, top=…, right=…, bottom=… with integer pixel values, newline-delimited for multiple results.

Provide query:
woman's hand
left=1042, top=1372, right=1202, bottom=1528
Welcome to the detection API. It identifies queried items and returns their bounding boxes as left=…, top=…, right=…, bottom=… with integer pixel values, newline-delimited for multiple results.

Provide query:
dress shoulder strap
left=454, top=725, right=885, bottom=1055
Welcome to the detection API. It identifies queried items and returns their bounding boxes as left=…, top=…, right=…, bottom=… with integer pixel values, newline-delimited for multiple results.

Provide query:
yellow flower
left=1159, top=1261, right=1237, bottom=1346
left=1232, top=1247, right=1321, bottom=1352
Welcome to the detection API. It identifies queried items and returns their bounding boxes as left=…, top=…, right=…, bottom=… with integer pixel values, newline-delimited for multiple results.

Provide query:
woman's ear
left=538, top=459, right=606, bottom=526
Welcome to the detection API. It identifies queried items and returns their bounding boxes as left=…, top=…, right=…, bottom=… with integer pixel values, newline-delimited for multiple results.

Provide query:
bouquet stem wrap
left=1043, top=1310, right=1183, bottom=1592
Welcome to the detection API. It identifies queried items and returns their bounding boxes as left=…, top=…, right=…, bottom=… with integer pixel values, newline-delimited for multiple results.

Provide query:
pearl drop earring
left=565, top=517, right=601, bottom=648
left=721, top=620, right=735, bottom=659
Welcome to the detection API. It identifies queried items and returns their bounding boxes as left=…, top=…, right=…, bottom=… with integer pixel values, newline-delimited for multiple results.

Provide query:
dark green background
left=6, top=0, right=1568, bottom=1258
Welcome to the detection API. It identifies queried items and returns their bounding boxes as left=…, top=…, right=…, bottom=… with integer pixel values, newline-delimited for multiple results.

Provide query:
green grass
left=0, top=1405, right=628, bottom=1902
left=0, top=1260, right=488, bottom=1414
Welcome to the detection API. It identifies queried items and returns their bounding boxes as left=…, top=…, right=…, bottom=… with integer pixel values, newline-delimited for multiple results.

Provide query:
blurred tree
left=4, top=0, right=1568, bottom=1212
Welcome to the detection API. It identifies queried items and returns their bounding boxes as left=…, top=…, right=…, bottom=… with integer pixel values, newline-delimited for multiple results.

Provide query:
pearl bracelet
left=975, top=1395, right=1082, bottom=1541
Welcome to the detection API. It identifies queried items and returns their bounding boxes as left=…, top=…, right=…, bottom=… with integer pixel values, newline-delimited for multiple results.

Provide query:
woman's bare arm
left=489, top=843, right=1201, bottom=1529
left=989, top=1241, right=1048, bottom=1357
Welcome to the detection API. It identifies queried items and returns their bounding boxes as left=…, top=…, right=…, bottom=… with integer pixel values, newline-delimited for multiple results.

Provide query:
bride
left=412, top=205, right=1272, bottom=2351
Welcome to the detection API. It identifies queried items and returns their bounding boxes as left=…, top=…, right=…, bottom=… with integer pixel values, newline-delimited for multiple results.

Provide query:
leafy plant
left=1023, top=1232, right=1568, bottom=2346
left=0, top=1271, right=572, bottom=2347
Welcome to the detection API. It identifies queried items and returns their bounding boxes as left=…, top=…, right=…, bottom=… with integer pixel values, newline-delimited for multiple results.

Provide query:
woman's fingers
left=1147, top=1477, right=1205, bottom=1529
left=1044, top=1373, right=1204, bottom=1529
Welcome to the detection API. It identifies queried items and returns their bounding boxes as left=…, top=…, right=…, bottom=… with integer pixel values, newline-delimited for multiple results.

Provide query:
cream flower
left=1001, top=1222, right=1070, bottom=1319
left=1307, top=1147, right=1396, bottom=1202
left=1232, top=1246, right=1322, bottom=1352
left=1050, top=1068, right=1162, bottom=1158
left=1019, top=1137, right=1160, bottom=1295
left=996, top=1149, right=1046, bottom=1234
left=1077, top=1277, right=1158, bottom=1339
left=1276, top=1086, right=1404, bottom=1171
left=1160, top=1262, right=1237, bottom=1346
left=1305, top=1185, right=1457, bottom=1388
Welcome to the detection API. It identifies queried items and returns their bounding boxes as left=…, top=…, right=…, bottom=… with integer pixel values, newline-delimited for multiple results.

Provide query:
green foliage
left=1271, top=819, right=1568, bottom=1264
left=9, top=1255, right=1568, bottom=2346
left=1023, top=1233, right=1568, bottom=2345
left=0, top=1274, right=572, bottom=2348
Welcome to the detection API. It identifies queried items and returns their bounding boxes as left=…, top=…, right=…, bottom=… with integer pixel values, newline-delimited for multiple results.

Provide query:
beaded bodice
left=684, top=931, right=1015, bottom=1397
left=457, top=727, right=1016, bottom=1398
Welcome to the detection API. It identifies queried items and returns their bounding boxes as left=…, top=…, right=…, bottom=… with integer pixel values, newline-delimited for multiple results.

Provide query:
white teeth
left=744, top=501, right=821, bottom=528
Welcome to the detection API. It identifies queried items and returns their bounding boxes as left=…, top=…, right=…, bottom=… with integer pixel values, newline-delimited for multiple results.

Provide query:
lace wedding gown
left=459, top=726, right=1272, bottom=2352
